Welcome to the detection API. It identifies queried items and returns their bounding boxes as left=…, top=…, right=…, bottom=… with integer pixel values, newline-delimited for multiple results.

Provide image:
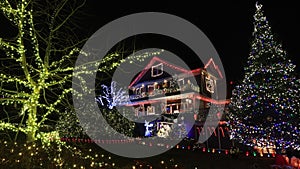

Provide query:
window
left=178, top=78, right=184, bottom=88
left=205, top=76, right=215, bottom=93
left=140, top=84, right=145, bottom=93
left=148, top=84, right=154, bottom=95
left=151, top=63, right=163, bottom=77
left=135, top=88, right=140, bottom=95
left=147, top=106, right=155, bottom=115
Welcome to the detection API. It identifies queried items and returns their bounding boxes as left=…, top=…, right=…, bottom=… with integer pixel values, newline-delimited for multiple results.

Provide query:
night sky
left=82, top=0, right=300, bottom=83
left=1, top=1, right=299, bottom=83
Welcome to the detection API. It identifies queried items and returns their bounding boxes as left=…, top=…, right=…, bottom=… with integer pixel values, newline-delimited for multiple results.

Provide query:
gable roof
left=128, top=57, right=224, bottom=88
left=204, top=58, right=224, bottom=79
left=128, top=56, right=192, bottom=88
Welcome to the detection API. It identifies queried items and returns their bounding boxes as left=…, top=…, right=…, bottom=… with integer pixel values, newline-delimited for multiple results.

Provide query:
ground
left=119, top=147, right=274, bottom=169
left=0, top=138, right=275, bottom=168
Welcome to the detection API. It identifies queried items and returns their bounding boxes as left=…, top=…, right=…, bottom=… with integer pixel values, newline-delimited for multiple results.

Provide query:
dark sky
left=1, top=1, right=299, bottom=83
left=82, top=0, right=300, bottom=82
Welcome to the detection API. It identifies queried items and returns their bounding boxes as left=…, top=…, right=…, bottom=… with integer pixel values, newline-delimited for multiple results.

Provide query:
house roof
left=204, top=58, right=224, bottom=79
left=128, top=57, right=224, bottom=88
left=128, top=56, right=193, bottom=88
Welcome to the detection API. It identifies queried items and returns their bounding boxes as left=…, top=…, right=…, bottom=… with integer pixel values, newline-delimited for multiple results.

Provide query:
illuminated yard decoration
left=144, top=120, right=154, bottom=137
left=229, top=2, right=300, bottom=151
left=157, top=122, right=172, bottom=138
left=0, top=0, right=164, bottom=143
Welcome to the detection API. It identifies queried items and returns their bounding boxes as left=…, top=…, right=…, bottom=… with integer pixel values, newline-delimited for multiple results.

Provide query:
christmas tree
left=229, top=2, right=300, bottom=151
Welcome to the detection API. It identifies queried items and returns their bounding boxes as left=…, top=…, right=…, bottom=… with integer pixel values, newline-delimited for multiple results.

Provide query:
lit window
left=151, top=63, right=163, bottom=77
left=148, top=85, right=154, bottom=95
left=205, top=76, right=215, bottom=93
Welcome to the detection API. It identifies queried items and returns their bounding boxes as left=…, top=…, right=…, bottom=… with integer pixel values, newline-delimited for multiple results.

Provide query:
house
left=118, top=56, right=230, bottom=141
left=125, top=56, right=229, bottom=118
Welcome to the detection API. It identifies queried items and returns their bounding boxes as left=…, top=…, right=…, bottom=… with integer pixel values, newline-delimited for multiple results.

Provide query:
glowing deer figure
left=144, top=120, right=154, bottom=137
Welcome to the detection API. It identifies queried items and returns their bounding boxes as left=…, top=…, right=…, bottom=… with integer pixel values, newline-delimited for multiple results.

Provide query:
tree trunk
left=26, top=104, right=38, bottom=142
left=26, top=88, right=40, bottom=142
left=26, top=128, right=37, bottom=142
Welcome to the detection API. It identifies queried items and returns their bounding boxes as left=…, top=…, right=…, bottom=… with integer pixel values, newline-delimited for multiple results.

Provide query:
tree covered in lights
left=96, top=81, right=129, bottom=110
left=0, top=0, right=88, bottom=143
left=229, top=2, right=300, bottom=151
left=95, top=81, right=135, bottom=137
left=0, top=0, right=164, bottom=143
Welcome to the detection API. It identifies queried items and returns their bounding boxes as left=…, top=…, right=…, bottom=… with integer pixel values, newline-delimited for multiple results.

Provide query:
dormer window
left=205, top=75, right=215, bottom=93
left=151, top=63, right=163, bottom=77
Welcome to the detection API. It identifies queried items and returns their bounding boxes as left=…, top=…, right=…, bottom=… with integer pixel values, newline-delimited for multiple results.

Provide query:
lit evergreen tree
left=229, top=2, right=300, bottom=151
